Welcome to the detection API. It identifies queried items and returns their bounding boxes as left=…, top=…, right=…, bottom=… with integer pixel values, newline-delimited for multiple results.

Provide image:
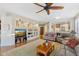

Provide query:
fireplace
left=15, top=29, right=27, bottom=44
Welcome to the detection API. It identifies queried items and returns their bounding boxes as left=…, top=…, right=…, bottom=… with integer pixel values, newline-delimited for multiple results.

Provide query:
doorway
left=40, top=27, right=44, bottom=39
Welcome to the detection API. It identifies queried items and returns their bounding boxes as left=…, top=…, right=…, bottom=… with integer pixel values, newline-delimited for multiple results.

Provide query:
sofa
left=44, top=32, right=79, bottom=56
left=54, top=39, right=79, bottom=56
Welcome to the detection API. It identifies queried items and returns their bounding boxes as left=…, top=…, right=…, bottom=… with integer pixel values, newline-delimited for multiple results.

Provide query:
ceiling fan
left=34, top=3, right=64, bottom=15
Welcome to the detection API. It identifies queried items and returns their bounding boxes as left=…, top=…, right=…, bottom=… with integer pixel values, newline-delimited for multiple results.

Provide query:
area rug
left=2, top=39, right=61, bottom=56
left=2, top=39, right=45, bottom=56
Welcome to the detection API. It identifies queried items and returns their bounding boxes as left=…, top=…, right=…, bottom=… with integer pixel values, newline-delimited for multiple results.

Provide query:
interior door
left=40, top=27, right=44, bottom=39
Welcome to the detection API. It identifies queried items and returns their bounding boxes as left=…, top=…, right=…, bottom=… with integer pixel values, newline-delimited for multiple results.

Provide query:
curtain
left=75, top=17, right=79, bottom=37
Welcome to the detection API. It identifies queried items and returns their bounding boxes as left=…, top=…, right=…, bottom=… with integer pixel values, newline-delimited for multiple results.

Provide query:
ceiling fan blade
left=34, top=3, right=44, bottom=7
left=46, top=9, right=50, bottom=15
left=51, top=6, right=64, bottom=10
left=36, top=9, right=44, bottom=13
left=45, top=3, right=53, bottom=6
left=48, top=3, right=53, bottom=6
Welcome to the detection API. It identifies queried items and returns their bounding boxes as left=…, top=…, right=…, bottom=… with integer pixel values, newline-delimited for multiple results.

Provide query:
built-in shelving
left=27, top=28, right=39, bottom=40
left=15, top=18, right=39, bottom=41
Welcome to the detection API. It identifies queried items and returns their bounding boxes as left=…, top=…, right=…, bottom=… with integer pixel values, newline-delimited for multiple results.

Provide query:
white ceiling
left=0, top=3, right=79, bottom=22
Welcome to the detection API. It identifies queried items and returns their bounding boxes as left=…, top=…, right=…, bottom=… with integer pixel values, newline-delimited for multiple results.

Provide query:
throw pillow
left=67, top=39, right=79, bottom=48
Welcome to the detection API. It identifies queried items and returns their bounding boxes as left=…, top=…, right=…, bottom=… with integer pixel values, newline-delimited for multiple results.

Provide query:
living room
left=0, top=3, right=79, bottom=56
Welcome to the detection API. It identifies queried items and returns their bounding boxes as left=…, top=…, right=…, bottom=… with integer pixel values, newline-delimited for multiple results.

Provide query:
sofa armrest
left=75, top=44, right=79, bottom=56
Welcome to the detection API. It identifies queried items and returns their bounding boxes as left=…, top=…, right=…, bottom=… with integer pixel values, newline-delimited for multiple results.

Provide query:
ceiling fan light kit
left=34, top=3, right=64, bottom=15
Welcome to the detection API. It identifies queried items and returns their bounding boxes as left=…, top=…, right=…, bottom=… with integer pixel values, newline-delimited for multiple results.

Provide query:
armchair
left=44, top=32, right=56, bottom=41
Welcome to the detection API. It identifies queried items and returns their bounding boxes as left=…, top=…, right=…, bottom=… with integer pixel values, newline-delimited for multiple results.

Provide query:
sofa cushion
left=67, top=39, right=79, bottom=48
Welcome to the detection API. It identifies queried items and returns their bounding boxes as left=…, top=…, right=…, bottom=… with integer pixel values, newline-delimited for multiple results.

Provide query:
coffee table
left=36, top=42, right=53, bottom=56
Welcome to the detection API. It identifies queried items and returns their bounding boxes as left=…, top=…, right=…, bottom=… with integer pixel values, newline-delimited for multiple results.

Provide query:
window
left=52, top=22, right=70, bottom=32
left=75, top=17, right=79, bottom=37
